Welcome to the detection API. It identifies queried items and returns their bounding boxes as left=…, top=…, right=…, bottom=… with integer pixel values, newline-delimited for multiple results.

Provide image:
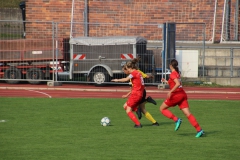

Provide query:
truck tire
left=91, top=68, right=110, bottom=86
left=26, top=68, right=44, bottom=84
left=4, top=67, right=22, bottom=84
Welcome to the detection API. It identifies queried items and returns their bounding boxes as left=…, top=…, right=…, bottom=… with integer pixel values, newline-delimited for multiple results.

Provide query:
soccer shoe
left=146, top=96, right=157, bottom=105
left=134, top=124, right=142, bottom=128
left=174, top=118, right=182, bottom=131
left=136, top=107, right=142, bottom=120
left=152, top=122, right=159, bottom=126
left=195, top=129, right=205, bottom=138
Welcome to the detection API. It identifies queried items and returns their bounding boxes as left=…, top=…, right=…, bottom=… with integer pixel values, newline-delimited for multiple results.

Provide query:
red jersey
left=168, top=70, right=184, bottom=92
left=128, top=70, right=144, bottom=96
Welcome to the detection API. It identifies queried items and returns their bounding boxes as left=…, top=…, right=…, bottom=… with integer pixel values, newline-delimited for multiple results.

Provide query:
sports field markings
left=0, top=120, right=7, bottom=123
left=26, top=89, right=52, bottom=98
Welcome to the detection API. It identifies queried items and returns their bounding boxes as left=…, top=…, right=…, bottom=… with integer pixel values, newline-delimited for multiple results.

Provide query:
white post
left=211, top=0, right=217, bottom=43
left=221, top=0, right=227, bottom=43
left=70, top=0, right=75, bottom=38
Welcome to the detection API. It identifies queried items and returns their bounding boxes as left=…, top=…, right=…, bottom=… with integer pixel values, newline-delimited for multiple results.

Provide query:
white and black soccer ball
left=100, top=117, right=111, bottom=126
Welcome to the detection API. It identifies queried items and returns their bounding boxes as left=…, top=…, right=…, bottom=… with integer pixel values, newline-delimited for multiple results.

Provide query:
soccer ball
left=100, top=117, right=111, bottom=126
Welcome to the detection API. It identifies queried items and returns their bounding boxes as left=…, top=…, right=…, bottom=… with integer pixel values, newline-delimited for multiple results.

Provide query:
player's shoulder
left=138, top=70, right=147, bottom=77
left=132, top=70, right=139, bottom=75
left=171, top=70, right=180, bottom=78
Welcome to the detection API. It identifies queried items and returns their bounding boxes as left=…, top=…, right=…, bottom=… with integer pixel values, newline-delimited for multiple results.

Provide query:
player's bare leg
left=181, top=108, right=204, bottom=137
left=140, top=103, right=159, bottom=126
left=123, top=103, right=142, bottom=128
left=160, top=102, right=181, bottom=130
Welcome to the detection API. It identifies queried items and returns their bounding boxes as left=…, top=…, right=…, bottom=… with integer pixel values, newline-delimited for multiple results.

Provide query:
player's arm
left=138, top=70, right=153, bottom=79
left=166, top=78, right=180, bottom=98
left=170, top=78, right=181, bottom=92
left=122, top=90, right=132, bottom=98
left=145, top=74, right=153, bottom=78
left=111, top=77, right=130, bottom=82
left=161, top=78, right=168, bottom=84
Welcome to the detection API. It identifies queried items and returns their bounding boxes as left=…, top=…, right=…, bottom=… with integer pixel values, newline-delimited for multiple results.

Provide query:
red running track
left=0, top=83, right=239, bottom=100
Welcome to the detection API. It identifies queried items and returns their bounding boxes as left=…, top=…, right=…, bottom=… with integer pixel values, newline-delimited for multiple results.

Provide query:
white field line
left=26, top=89, right=52, bottom=98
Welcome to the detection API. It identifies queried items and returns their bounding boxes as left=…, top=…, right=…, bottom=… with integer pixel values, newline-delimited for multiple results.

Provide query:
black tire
left=4, top=67, right=22, bottom=84
left=26, top=68, right=44, bottom=84
left=90, top=68, right=110, bottom=86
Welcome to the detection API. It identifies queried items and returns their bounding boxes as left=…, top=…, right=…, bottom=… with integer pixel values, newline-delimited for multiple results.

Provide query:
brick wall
left=24, top=0, right=236, bottom=42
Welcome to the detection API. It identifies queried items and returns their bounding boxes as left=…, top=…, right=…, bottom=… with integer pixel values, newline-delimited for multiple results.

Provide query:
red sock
left=188, top=114, right=201, bottom=132
left=161, top=109, right=178, bottom=122
left=127, top=112, right=141, bottom=125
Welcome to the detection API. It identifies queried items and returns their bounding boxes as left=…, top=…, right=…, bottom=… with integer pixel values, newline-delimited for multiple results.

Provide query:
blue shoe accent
left=175, top=118, right=182, bottom=131
left=195, top=129, right=204, bottom=138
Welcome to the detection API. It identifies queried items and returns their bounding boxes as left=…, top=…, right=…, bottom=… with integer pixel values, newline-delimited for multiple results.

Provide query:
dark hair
left=170, top=59, right=179, bottom=73
left=126, top=58, right=139, bottom=69
left=122, top=64, right=127, bottom=70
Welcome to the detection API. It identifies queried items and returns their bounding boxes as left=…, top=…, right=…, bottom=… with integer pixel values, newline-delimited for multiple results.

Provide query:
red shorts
left=127, top=93, right=142, bottom=111
left=164, top=91, right=189, bottom=110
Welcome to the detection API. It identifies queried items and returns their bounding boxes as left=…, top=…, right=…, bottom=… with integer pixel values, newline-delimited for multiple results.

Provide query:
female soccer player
left=111, top=59, right=144, bottom=128
left=122, top=64, right=159, bottom=126
left=159, top=59, right=204, bottom=137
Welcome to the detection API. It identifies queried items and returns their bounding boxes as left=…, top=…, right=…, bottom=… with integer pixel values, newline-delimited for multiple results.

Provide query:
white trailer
left=68, top=36, right=148, bottom=84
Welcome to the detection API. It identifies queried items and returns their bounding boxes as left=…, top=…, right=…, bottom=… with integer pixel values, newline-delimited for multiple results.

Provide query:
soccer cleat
left=134, top=124, right=142, bottom=128
left=146, top=96, right=157, bottom=105
left=195, top=129, right=205, bottom=138
left=175, top=118, right=182, bottom=131
left=152, top=122, right=159, bottom=126
left=136, top=107, right=142, bottom=120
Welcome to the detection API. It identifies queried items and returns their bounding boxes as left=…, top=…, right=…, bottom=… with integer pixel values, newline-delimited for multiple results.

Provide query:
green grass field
left=0, top=98, right=239, bottom=160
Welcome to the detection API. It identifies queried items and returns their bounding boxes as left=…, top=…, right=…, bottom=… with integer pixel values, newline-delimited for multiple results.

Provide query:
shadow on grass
left=178, top=130, right=218, bottom=137
left=143, top=121, right=173, bottom=127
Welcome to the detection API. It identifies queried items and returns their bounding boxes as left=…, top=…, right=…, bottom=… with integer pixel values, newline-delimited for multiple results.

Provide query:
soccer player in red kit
left=159, top=59, right=204, bottom=137
left=122, top=64, right=159, bottom=126
left=111, top=59, right=144, bottom=128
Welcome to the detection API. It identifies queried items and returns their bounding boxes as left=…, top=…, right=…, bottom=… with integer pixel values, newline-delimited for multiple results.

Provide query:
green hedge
left=0, top=0, right=23, bottom=8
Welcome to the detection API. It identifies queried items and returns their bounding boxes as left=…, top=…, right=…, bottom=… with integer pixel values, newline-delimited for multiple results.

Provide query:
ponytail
left=175, top=66, right=179, bottom=74
left=170, top=59, right=180, bottom=74
left=126, top=58, right=139, bottom=69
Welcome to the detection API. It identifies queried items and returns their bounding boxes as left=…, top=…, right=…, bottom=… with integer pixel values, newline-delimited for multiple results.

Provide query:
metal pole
left=230, top=48, right=233, bottom=77
left=84, top=0, right=88, bottom=37
left=165, top=23, right=168, bottom=81
left=221, top=0, right=227, bottom=42
left=19, top=1, right=26, bottom=38
left=161, top=23, right=165, bottom=83
left=202, top=24, right=206, bottom=79
left=52, top=22, right=55, bottom=81
left=211, top=0, right=218, bottom=43
left=70, top=0, right=75, bottom=38
left=234, top=0, right=239, bottom=40
left=55, top=22, right=58, bottom=82
left=225, top=0, right=230, bottom=40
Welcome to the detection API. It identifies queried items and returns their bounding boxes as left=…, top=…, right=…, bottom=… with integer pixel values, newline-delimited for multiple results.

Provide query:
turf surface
left=0, top=98, right=239, bottom=160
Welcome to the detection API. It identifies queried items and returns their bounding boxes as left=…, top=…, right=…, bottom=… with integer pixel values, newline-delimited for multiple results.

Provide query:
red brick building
left=24, top=0, right=239, bottom=42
